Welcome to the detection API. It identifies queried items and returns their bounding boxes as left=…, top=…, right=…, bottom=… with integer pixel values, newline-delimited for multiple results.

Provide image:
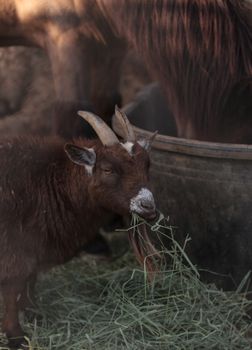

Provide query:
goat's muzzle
left=130, top=188, right=157, bottom=221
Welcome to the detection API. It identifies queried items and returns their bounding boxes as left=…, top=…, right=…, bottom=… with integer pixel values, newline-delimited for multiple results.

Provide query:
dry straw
left=0, top=213, right=252, bottom=349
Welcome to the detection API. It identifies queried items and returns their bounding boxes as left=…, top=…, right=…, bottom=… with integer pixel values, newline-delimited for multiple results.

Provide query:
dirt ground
left=0, top=46, right=151, bottom=137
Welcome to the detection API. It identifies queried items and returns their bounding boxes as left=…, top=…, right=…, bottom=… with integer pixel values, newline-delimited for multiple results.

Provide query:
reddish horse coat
left=0, top=0, right=251, bottom=140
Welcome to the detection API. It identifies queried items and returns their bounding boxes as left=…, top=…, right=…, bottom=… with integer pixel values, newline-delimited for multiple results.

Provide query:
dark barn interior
left=0, top=1, right=252, bottom=349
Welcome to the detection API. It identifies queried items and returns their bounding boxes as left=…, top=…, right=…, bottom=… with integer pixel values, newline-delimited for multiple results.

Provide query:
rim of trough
left=132, top=125, right=252, bottom=160
left=113, top=104, right=252, bottom=160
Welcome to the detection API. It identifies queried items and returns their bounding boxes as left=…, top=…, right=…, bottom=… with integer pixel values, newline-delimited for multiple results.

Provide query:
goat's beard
left=128, top=222, right=161, bottom=276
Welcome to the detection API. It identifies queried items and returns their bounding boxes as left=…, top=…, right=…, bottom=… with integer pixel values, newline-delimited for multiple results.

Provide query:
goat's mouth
left=136, top=209, right=157, bottom=221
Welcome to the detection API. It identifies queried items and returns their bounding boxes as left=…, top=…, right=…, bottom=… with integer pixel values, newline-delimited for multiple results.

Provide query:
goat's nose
left=130, top=187, right=157, bottom=220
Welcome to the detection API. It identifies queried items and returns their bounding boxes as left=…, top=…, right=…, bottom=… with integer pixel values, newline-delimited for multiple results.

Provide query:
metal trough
left=115, top=83, right=252, bottom=290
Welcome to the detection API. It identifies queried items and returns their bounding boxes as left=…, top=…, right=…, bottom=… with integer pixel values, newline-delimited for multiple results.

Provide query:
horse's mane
left=104, top=0, right=252, bottom=141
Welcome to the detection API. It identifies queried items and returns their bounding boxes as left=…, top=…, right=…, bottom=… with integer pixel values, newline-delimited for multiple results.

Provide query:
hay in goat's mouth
left=127, top=213, right=163, bottom=275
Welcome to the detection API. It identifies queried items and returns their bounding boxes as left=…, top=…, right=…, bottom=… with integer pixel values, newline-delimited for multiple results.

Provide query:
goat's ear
left=137, top=139, right=151, bottom=152
left=137, top=131, right=158, bottom=152
left=64, top=144, right=96, bottom=175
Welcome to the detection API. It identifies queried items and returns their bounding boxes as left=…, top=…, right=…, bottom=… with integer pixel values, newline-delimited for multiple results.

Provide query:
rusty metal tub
left=115, top=83, right=252, bottom=290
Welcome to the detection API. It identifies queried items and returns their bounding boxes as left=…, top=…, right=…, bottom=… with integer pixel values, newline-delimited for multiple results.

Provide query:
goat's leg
left=83, top=232, right=111, bottom=257
left=1, top=280, right=27, bottom=349
left=46, top=31, right=94, bottom=139
left=17, top=273, right=37, bottom=311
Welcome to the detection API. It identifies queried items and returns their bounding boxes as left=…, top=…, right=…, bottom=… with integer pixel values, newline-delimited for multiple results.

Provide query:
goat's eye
left=102, top=167, right=113, bottom=175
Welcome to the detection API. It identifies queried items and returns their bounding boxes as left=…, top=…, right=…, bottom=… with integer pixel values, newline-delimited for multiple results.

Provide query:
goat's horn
left=113, top=105, right=136, bottom=142
left=78, top=111, right=119, bottom=146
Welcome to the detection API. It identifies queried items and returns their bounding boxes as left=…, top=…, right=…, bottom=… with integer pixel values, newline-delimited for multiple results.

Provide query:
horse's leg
left=90, top=38, right=127, bottom=126
left=46, top=31, right=93, bottom=139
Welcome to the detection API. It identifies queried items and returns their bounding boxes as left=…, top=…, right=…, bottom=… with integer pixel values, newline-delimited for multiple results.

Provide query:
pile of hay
left=0, top=216, right=252, bottom=349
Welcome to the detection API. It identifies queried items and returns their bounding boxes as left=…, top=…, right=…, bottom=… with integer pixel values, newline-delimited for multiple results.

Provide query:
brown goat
left=0, top=108, right=157, bottom=349
left=0, top=0, right=251, bottom=142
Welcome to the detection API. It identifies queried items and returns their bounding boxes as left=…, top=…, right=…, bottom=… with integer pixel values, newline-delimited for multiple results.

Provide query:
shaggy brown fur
left=100, top=0, right=252, bottom=142
left=0, top=135, right=154, bottom=348
left=1, top=0, right=251, bottom=142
